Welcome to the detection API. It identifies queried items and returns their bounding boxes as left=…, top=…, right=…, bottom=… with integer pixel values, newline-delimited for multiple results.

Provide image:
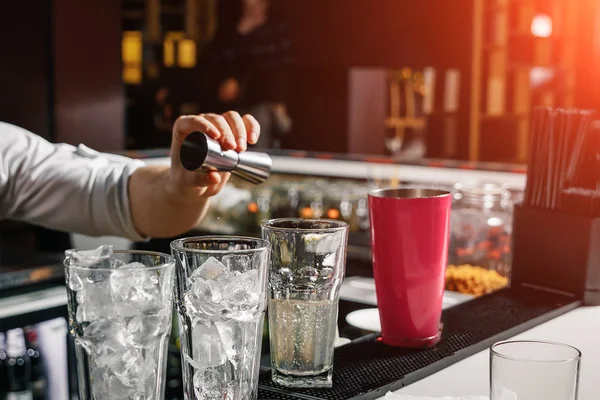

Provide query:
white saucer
left=345, top=291, right=473, bottom=332
left=346, top=308, right=382, bottom=332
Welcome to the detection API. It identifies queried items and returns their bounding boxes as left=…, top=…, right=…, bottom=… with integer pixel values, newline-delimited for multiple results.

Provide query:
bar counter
left=125, top=147, right=527, bottom=190
left=393, top=305, right=598, bottom=399
left=0, top=149, right=564, bottom=399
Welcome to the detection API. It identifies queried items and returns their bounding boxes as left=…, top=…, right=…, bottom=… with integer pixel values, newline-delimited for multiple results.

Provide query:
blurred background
left=2, top=1, right=600, bottom=398
left=3, top=0, right=600, bottom=161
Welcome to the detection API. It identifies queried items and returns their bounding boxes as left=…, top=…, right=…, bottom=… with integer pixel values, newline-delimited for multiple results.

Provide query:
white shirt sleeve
left=0, top=121, right=147, bottom=240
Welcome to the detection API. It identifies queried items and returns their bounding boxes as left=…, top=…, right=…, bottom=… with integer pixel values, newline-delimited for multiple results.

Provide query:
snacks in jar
left=445, top=264, right=508, bottom=296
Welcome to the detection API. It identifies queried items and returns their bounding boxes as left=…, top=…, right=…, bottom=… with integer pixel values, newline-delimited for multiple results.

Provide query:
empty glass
left=490, top=340, right=581, bottom=400
left=64, top=247, right=175, bottom=400
left=171, top=237, right=270, bottom=400
left=262, top=218, right=349, bottom=388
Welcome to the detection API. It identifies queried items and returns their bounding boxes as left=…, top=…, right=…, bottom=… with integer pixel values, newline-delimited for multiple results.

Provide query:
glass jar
left=270, top=182, right=301, bottom=219
left=323, top=183, right=355, bottom=227
left=447, top=182, right=513, bottom=295
left=353, top=186, right=371, bottom=232
left=246, top=187, right=272, bottom=233
left=298, top=186, right=324, bottom=219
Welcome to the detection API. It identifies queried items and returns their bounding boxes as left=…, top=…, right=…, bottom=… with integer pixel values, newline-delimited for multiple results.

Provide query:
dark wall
left=0, top=0, right=124, bottom=151
left=54, top=0, right=124, bottom=151
left=288, top=0, right=474, bottom=70
left=0, top=0, right=54, bottom=138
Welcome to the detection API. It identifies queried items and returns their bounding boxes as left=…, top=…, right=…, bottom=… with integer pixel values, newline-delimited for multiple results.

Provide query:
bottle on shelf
left=23, top=328, right=46, bottom=400
left=5, top=328, right=32, bottom=400
left=1, top=332, right=8, bottom=400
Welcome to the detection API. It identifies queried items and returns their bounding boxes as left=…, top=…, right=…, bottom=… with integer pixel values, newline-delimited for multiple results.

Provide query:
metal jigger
left=180, top=131, right=272, bottom=184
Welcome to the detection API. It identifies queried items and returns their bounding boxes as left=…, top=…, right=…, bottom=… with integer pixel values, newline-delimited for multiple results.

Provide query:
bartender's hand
left=129, top=111, right=260, bottom=238
left=169, top=111, right=260, bottom=197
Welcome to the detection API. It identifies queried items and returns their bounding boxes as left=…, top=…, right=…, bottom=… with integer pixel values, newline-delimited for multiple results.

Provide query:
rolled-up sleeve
left=0, top=122, right=146, bottom=240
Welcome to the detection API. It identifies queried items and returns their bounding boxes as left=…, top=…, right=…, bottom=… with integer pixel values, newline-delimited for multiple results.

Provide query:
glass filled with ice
left=170, top=237, right=270, bottom=400
left=261, top=218, right=349, bottom=388
left=64, top=246, right=175, bottom=400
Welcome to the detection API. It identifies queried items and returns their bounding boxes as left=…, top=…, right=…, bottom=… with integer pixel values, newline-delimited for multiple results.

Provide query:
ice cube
left=215, top=319, right=261, bottom=370
left=110, top=266, right=161, bottom=316
left=66, top=245, right=113, bottom=267
left=143, top=352, right=158, bottom=395
left=90, top=366, right=109, bottom=398
left=84, top=320, right=127, bottom=346
left=127, top=315, right=171, bottom=347
left=222, top=254, right=251, bottom=273
left=92, top=337, right=129, bottom=369
left=85, top=268, right=111, bottom=284
left=86, top=321, right=130, bottom=367
left=76, top=291, right=86, bottom=304
left=110, top=347, right=145, bottom=386
left=193, top=366, right=229, bottom=400
left=184, top=278, right=226, bottom=318
left=224, top=269, right=260, bottom=310
left=75, top=282, right=113, bottom=323
left=225, top=382, right=241, bottom=400
left=67, top=268, right=84, bottom=291
left=106, top=371, right=138, bottom=397
left=215, top=319, right=242, bottom=368
left=190, top=257, right=229, bottom=281
left=190, top=324, right=227, bottom=368
left=226, top=381, right=254, bottom=400
left=215, top=319, right=244, bottom=369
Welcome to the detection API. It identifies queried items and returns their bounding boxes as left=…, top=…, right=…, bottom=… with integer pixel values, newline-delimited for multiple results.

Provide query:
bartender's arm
left=0, top=111, right=260, bottom=239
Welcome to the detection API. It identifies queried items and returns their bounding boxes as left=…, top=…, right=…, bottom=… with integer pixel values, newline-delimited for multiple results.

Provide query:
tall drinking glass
left=490, top=340, right=581, bottom=400
left=64, top=246, right=175, bottom=400
left=262, top=218, right=349, bottom=388
left=171, top=237, right=270, bottom=400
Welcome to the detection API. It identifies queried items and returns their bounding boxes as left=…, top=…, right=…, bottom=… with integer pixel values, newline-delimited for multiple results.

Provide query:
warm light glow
left=164, top=32, right=184, bottom=67
left=300, top=207, right=313, bottom=218
left=122, top=31, right=143, bottom=85
left=529, top=67, right=554, bottom=87
left=178, top=38, right=197, bottom=68
left=122, top=31, right=142, bottom=63
left=327, top=209, right=340, bottom=219
left=164, top=41, right=175, bottom=67
left=531, top=14, right=552, bottom=38
left=123, top=65, right=142, bottom=85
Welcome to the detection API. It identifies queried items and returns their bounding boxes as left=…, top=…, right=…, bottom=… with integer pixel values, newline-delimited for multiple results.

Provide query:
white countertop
left=391, top=305, right=600, bottom=399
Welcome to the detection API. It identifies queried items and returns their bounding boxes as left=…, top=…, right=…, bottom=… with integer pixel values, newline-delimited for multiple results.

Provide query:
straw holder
left=511, top=203, right=600, bottom=305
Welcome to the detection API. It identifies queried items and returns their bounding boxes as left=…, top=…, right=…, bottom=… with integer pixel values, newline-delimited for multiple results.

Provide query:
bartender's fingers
left=203, top=113, right=237, bottom=150
left=223, top=111, right=248, bottom=151
left=203, top=173, right=231, bottom=197
left=172, top=115, right=221, bottom=145
left=193, top=170, right=222, bottom=187
left=242, top=114, right=261, bottom=144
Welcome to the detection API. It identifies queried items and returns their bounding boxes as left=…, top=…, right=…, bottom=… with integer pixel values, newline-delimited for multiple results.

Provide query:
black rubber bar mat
left=257, top=288, right=580, bottom=400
